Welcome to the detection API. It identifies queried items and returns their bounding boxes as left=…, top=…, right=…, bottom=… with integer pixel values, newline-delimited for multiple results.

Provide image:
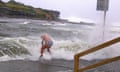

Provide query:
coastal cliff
left=0, top=0, right=60, bottom=20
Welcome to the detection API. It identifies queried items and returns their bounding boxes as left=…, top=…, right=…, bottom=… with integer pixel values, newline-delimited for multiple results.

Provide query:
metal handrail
left=74, top=37, right=120, bottom=72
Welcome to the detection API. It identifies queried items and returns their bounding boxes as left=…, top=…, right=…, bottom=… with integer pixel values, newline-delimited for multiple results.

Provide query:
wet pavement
left=0, top=59, right=120, bottom=72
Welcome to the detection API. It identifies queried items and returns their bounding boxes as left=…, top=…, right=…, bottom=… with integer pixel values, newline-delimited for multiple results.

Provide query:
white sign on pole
left=96, top=0, right=109, bottom=11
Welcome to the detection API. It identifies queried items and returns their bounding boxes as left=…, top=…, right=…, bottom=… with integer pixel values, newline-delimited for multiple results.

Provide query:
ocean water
left=0, top=18, right=119, bottom=62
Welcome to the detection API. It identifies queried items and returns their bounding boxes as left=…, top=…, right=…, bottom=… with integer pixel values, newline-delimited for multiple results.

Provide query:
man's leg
left=47, top=47, right=51, bottom=54
left=40, top=46, right=45, bottom=57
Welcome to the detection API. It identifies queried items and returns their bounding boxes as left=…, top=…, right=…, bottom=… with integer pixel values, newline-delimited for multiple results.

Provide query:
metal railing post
left=74, top=37, right=120, bottom=72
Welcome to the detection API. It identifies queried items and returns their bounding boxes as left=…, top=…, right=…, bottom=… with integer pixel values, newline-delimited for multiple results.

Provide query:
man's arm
left=41, top=40, right=46, bottom=45
left=41, top=40, right=44, bottom=45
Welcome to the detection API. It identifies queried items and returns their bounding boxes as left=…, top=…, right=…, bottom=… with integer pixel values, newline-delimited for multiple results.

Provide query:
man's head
left=41, top=33, right=48, bottom=39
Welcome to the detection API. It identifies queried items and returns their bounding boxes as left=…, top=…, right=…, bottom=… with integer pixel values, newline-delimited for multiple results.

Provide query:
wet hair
left=41, top=33, right=49, bottom=38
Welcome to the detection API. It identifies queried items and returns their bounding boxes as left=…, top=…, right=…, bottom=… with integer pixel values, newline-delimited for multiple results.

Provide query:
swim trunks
left=46, top=41, right=53, bottom=47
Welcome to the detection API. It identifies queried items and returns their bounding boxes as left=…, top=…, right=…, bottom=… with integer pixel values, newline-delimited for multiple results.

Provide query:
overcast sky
left=2, top=0, right=120, bottom=23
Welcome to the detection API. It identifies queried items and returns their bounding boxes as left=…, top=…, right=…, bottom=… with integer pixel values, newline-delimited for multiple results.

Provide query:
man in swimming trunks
left=40, top=34, right=53, bottom=57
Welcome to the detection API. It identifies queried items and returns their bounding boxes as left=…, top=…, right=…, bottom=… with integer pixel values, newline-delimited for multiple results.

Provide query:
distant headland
left=0, top=0, right=95, bottom=25
left=0, top=0, right=60, bottom=21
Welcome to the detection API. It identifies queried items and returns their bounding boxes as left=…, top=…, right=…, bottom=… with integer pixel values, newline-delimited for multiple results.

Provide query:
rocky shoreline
left=0, top=0, right=60, bottom=21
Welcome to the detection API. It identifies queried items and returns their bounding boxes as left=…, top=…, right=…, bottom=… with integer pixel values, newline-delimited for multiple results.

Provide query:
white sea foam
left=0, top=20, right=119, bottom=62
left=22, top=21, right=31, bottom=24
left=0, top=55, right=27, bottom=62
left=41, top=23, right=52, bottom=25
left=0, top=37, right=89, bottom=61
left=64, top=17, right=95, bottom=24
left=0, top=35, right=119, bottom=61
left=110, top=23, right=120, bottom=32
left=110, top=27, right=120, bottom=33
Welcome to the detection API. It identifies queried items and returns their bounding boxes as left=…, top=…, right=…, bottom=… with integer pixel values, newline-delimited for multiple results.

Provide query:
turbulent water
left=0, top=18, right=119, bottom=62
